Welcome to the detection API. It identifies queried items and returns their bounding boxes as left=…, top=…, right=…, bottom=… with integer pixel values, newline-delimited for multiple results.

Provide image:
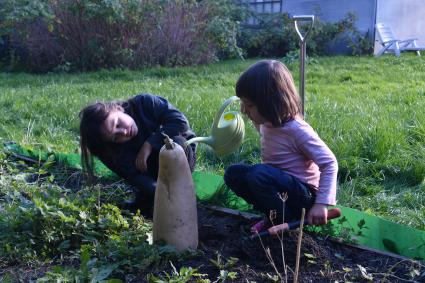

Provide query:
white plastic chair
left=375, top=23, right=425, bottom=57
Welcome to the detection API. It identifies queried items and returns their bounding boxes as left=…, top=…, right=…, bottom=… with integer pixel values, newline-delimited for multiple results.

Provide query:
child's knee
left=223, top=164, right=246, bottom=187
left=245, top=166, right=267, bottom=187
left=223, top=166, right=236, bottom=185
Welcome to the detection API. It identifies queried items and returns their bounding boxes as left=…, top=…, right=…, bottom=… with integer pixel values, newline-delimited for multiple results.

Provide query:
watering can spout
left=185, top=136, right=214, bottom=147
left=185, top=96, right=245, bottom=156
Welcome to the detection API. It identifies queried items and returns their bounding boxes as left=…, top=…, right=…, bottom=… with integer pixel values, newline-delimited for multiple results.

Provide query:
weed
left=209, top=252, right=239, bottom=282
left=147, top=261, right=210, bottom=283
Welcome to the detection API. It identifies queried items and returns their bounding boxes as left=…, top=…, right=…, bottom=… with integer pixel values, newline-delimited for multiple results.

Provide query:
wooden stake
left=294, top=208, right=305, bottom=283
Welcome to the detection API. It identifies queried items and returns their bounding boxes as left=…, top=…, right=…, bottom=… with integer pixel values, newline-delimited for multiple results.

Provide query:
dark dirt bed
left=142, top=204, right=424, bottom=283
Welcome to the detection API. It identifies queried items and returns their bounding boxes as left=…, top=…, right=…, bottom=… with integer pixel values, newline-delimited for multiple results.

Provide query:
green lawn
left=1, top=55, right=424, bottom=229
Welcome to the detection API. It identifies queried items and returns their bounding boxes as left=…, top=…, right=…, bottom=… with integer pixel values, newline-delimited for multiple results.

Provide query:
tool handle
left=292, top=15, right=315, bottom=42
left=268, top=208, right=341, bottom=235
left=292, top=15, right=315, bottom=21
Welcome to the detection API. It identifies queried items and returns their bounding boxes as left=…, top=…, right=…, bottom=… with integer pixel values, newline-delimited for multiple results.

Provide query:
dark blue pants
left=224, top=163, right=315, bottom=224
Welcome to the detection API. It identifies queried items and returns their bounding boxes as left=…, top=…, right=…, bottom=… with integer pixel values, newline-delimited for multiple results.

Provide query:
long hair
left=79, top=101, right=124, bottom=182
left=236, top=60, right=301, bottom=126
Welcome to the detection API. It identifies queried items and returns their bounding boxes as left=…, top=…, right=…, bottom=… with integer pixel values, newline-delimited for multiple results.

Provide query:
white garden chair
left=375, top=22, right=425, bottom=57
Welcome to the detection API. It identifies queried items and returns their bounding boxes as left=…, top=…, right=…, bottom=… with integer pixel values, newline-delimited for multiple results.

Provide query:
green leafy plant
left=147, top=261, right=210, bottom=283
left=308, top=215, right=369, bottom=245
left=209, top=253, right=238, bottom=283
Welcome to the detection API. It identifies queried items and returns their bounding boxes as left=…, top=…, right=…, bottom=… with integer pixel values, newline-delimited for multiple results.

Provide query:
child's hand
left=135, top=141, right=152, bottom=172
left=307, top=203, right=328, bottom=226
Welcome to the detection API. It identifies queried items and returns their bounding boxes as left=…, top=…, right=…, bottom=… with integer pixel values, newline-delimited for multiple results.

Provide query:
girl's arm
left=295, top=124, right=338, bottom=206
left=133, top=94, right=193, bottom=151
left=299, top=130, right=338, bottom=225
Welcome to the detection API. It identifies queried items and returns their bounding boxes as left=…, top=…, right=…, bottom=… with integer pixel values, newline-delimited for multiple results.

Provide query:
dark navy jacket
left=98, top=94, right=196, bottom=191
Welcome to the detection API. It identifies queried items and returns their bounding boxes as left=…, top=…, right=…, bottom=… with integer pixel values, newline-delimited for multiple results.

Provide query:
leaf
left=357, top=264, right=373, bottom=281
left=80, top=246, right=91, bottom=267
left=382, top=238, right=399, bottom=254
left=357, top=219, right=366, bottom=229
left=304, top=253, right=316, bottom=259
left=57, top=240, right=70, bottom=251
left=90, top=263, right=119, bottom=283
left=79, top=211, right=88, bottom=220
left=227, top=271, right=237, bottom=280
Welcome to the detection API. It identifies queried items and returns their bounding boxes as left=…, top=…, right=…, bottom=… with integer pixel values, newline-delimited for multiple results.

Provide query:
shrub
left=238, top=12, right=373, bottom=58
left=0, top=0, right=245, bottom=72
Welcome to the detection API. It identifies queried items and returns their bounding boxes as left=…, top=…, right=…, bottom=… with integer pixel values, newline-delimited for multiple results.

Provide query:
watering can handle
left=184, top=96, right=240, bottom=147
left=212, top=96, right=240, bottom=129
left=292, top=15, right=315, bottom=43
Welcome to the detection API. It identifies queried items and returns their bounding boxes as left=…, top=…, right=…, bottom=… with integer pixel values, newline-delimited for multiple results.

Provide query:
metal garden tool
left=292, top=15, right=315, bottom=116
left=185, top=96, right=245, bottom=156
left=243, top=208, right=341, bottom=241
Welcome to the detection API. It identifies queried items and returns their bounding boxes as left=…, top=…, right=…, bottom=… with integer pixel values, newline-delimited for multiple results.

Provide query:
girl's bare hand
left=135, top=141, right=152, bottom=172
left=307, top=203, right=328, bottom=226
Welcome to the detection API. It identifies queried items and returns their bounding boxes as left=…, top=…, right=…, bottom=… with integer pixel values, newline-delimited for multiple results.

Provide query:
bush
left=0, top=0, right=245, bottom=72
left=0, top=1, right=374, bottom=72
left=238, top=12, right=373, bottom=58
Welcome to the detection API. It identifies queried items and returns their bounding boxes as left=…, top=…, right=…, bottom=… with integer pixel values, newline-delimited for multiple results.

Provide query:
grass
left=0, top=55, right=424, bottom=230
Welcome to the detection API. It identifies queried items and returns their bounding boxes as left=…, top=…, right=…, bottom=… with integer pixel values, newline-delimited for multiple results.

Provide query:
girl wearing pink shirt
left=224, top=60, right=338, bottom=232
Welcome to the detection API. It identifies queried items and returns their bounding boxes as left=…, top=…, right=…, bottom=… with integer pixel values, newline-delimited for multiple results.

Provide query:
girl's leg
left=237, top=164, right=315, bottom=224
left=224, top=163, right=258, bottom=206
left=123, top=173, right=156, bottom=217
left=128, top=148, right=159, bottom=217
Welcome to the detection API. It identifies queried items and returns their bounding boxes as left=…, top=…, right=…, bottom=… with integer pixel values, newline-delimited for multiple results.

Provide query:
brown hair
left=79, top=101, right=123, bottom=182
left=236, top=60, right=301, bottom=126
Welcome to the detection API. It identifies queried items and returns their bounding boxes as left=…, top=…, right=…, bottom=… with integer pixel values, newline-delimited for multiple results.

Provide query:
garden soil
left=142, top=204, right=424, bottom=283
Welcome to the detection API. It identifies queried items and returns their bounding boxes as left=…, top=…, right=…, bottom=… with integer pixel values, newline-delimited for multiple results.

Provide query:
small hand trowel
left=244, top=208, right=341, bottom=241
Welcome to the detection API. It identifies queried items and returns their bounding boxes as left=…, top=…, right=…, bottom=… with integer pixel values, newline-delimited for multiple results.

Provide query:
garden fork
left=292, top=15, right=314, bottom=117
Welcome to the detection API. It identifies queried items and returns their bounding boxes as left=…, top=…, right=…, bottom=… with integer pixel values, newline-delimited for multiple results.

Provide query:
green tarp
left=3, top=143, right=425, bottom=260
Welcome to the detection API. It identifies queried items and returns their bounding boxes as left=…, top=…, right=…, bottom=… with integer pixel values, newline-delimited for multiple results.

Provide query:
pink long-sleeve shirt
left=259, top=119, right=338, bottom=205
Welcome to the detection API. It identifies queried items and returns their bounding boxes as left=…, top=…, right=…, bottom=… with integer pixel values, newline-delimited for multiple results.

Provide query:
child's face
left=240, top=97, right=266, bottom=124
left=102, top=110, right=139, bottom=143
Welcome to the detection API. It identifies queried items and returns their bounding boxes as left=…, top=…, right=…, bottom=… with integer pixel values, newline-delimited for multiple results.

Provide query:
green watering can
left=185, top=96, right=245, bottom=156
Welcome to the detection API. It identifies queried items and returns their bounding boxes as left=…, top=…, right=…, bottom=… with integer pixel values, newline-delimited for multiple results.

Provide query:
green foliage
left=0, top=153, right=183, bottom=281
left=202, top=0, right=247, bottom=60
left=309, top=215, right=369, bottom=245
left=238, top=13, right=293, bottom=58
left=209, top=253, right=238, bottom=282
left=209, top=252, right=238, bottom=270
left=0, top=0, right=245, bottom=72
left=0, top=182, right=148, bottom=263
left=147, top=261, right=210, bottom=283
left=0, top=0, right=53, bottom=33
left=239, top=12, right=373, bottom=58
